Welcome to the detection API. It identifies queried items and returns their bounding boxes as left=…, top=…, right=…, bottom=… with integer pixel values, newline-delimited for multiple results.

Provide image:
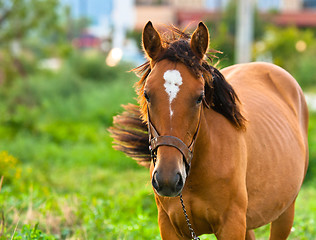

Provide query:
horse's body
left=225, top=62, right=309, bottom=229
left=110, top=22, right=309, bottom=239
left=153, top=61, right=308, bottom=239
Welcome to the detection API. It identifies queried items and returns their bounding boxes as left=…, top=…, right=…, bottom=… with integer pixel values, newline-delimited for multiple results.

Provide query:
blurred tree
left=253, top=25, right=316, bottom=88
left=67, top=15, right=91, bottom=40
left=205, top=0, right=267, bottom=67
left=0, top=0, right=60, bottom=42
left=221, top=0, right=266, bottom=40
left=0, top=0, right=69, bottom=83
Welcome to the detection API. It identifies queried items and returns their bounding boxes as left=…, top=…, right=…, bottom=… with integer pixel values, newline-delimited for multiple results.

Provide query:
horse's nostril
left=152, top=171, right=160, bottom=191
left=175, top=173, right=183, bottom=192
left=152, top=171, right=184, bottom=196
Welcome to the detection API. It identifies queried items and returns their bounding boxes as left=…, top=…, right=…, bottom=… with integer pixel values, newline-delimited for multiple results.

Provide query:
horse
left=110, top=21, right=309, bottom=240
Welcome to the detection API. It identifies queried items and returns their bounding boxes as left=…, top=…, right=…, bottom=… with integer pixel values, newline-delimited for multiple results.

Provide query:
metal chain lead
left=179, top=194, right=200, bottom=240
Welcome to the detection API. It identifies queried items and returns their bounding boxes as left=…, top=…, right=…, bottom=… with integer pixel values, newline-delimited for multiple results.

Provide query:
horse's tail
left=109, top=103, right=151, bottom=168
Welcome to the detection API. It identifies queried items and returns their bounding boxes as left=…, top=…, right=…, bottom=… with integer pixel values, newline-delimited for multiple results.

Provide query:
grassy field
left=0, top=61, right=316, bottom=239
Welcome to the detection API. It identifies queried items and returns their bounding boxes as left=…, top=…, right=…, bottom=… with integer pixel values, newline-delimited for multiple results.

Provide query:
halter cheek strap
left=147, top=107, right=201, bottom=175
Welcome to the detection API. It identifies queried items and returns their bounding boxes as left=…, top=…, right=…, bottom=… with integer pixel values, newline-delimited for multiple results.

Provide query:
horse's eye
left=196, top=93, right=204, bottom=104
left=144, top=91, right=150, bottom=102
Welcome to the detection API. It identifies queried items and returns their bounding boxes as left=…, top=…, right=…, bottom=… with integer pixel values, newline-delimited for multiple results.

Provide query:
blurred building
left=134, top=0, right=220, bottom=29
left=134, top=0, right=316, bottom=30
left=271, top=0, right=316, bottom=27
left=135, top=3, right=174, bottom=30
left=63, top=0, right=316, bottom=33
left=72, top=32, right=102, bottom=49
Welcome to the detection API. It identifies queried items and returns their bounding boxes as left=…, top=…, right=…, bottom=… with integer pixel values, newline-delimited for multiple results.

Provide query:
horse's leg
left=246, top=230, right=255, bottom=240
left=215, top=214, right=247, bottom=239
left=158, top=209, right=189, bottom=240
left=215, top=205, right=247, bottom=240
left=269, top=200, right=295, bottom=240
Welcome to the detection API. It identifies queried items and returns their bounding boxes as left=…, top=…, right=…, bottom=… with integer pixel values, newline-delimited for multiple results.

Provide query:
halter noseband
left=147, top=107, right=201, bottom=175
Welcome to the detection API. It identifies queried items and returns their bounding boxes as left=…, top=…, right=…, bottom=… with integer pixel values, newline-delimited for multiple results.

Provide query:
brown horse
left=110, top=22, right=309, bottom=239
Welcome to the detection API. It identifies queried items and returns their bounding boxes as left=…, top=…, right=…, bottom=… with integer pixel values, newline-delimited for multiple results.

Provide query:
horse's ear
left=190, top=22, right=209, bottom=59
left=142, top=21, right=162, bottom=60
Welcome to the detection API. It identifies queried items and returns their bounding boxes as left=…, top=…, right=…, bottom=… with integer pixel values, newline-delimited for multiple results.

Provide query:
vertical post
left=235, top=0, right=255, bottom=63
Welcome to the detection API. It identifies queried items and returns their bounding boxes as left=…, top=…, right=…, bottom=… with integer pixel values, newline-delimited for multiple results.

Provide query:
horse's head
left=111, top=22, right=245, bottom=196
left=142, top=22, right=210, bottom=197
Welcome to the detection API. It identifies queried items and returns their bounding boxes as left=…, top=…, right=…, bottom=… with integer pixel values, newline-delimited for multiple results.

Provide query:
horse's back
left=221, top=62, right=309, bottom=229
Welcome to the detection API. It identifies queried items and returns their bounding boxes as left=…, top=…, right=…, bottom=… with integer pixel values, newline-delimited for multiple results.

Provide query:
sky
left=61, top=0, right=113, bottom=25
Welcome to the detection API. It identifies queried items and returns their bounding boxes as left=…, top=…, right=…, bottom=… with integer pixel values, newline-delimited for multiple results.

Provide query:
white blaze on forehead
left=163, top=70, right=183, bottom=117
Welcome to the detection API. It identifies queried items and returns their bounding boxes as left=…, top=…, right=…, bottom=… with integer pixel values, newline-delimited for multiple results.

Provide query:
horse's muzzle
left=152, top=171, right=184, bottom=197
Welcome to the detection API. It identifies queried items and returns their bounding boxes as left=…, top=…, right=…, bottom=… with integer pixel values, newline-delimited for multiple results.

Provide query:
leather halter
left=147, top=107, right=201, bottom=175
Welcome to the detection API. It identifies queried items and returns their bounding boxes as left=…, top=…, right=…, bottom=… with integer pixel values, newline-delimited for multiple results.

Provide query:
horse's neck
left=190, top=108, right=241, bottom=178
left=191, top=109, right=211, bottom=168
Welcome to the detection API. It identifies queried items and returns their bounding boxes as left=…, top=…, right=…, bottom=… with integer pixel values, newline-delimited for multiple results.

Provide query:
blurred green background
left=0, top=0, right=316, bottom=239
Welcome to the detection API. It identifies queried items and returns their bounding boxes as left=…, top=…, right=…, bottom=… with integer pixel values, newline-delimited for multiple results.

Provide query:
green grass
left=1, top=157, right=315, bottom=239
left=0, top=60, right=316, bottom=239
